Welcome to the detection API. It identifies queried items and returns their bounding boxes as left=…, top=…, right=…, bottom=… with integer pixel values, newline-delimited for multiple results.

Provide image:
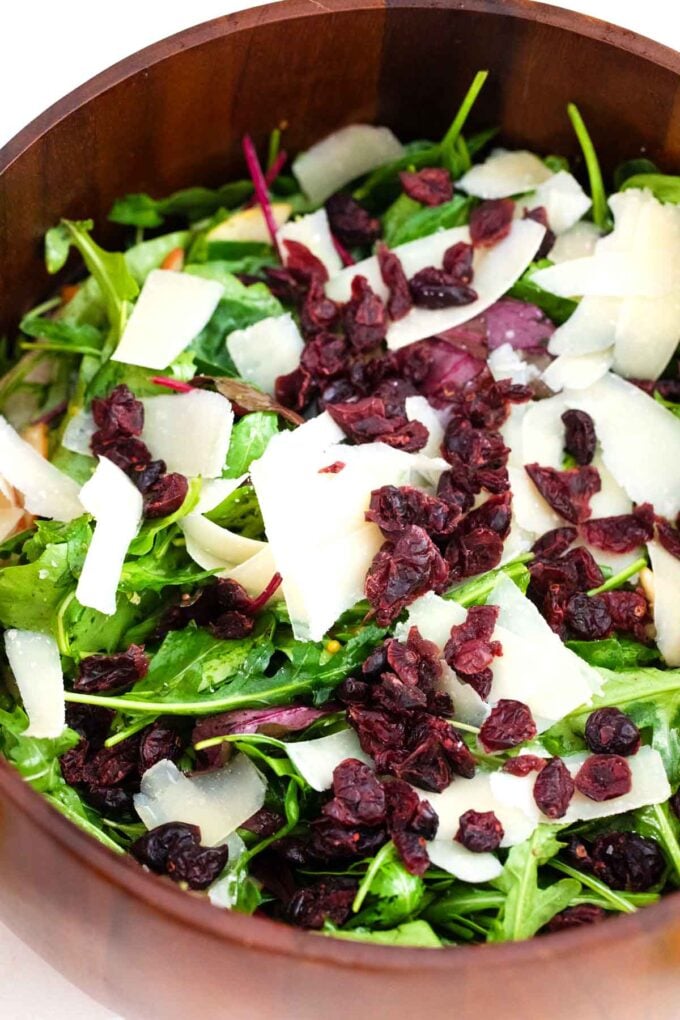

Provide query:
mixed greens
left=2, top=70, right=680, bottom=948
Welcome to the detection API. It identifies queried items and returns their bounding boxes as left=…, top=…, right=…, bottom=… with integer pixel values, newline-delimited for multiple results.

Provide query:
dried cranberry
left=309, top=818, right=385, bottom=861
left=437, top=470, right=476, bottom=516
left=377, top=243, right=413, bottom=321
left=409, top=267, right=477, bottom=309
left=338, top=677, right=370, bottom=704
left=131, top=821, right=199, bottom=873
left=282, top=239, right=328, bottom=285
left=486, top=296, right=555, bottom=351
left=574, top=754, right=632, bottom=801
left=523, top=206, right=556, bottom=260
left=469, top=199, right=514, bottom=248
left=671, top=790, right=680, bottom=820
left=443, top=242, right=474, bottom=284
left=209, top=610, right=255, bottom=639
left=657, top=518, right=680, bottom=561
left=385, top=628, right=443, bottom=695
left=479, top=699, right=537, bottom=752
left=60, top=741, right=89, bottom=786
left=444, top=604, right=501, bottom=702
left=544, top=904, right=607, bottom=933
left=85, top=785, right=135, bottom=816
left=139, top=724, right=183, bottom=772
left=342, top=275, right=387, bottom=352
left=400, top=167, right=453, bottom=206
left=241, top=808, right=285, bottom=838
left=143, top=472, right=189, bottom=518
left=565, top=593, right=612, bottom=639
left=531, top=527, right=577, bottom=560
left=410, top=799, right=439, bottom=840
left=445, top=526, right=504, bottom=583
left=74, top=645, right=149, bottom=694
left=276, top=367, right=316, bottom=412
left=300, top=279, right=339, bottom=337
left=456, top=809, right=504, bottom=852
left=584, top=708, right=640, bottom=757
left=347, top=706, right=406, bottom=759
left=366, top=484, right=459, bottom=538
left=600, top=590, right=649, bottom=641
left=392, top=829, right=430, bottom=875
left=591, top=832, right=665, bottom=891
left=326, top=193, right=381, bottom=248
left=365, top=526, right=449, bottom=625
left=525, top=463, right=601, bottom=524
left=91, top=384, right=144, bottom=440
left=287, top=878, right=357, bottom=929
left=533, top=757, right=575, bottom=819
left=561, top=409, right=596, bottom=466
left=65, top=704, right=114, bottom=746
left=82, top=734, right=141, bottom=789
left=319, top=460, right=346, bottom=474
left=462, top=493, right=512, bottom=538
left=166, top=842, right=229, bottom=889
left=300, top=333, right=348, bottom=379
left=563, top=833, right=594, bottom=872
left=382, top=777, right=421, bottom=831
left=92, top=435, right=151, bottom=471
left=131, top=458, right=166, bottom=493
left=323, top=759, right=386, bottom=828
left=582, top=504, right=654, bottom=553
left=502, top=755, right=546, bottom=776
left=327, top=396, right=427, bottom=451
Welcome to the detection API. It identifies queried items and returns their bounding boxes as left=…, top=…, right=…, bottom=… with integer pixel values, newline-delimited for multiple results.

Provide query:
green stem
left=19, top=341, right=102, bottom=358
left=549, top=859, right=637, bottom=913
left=194, top=732, right=287, bottom=752
left=352, top=841, right=396, bottom=914
left=650, top=803, right=680, bottom=883
left=567, top=103, right=609, bottom=230
left=441, top=70, right=489, bottom=154
left=588, top=556, right=647, bottom=596
left=104, top=716, right=153, bottom=749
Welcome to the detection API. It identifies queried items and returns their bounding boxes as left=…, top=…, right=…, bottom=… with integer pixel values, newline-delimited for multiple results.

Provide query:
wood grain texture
left=1, top=2, right=680, bottom=1017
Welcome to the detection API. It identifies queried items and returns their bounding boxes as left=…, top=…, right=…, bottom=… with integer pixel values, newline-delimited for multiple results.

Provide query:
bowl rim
left=1, top=0, right=680, bottom=973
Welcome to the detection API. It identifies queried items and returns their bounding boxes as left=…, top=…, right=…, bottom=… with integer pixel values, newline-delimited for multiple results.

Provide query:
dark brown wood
left=1, top=2, right=680, bottom=1017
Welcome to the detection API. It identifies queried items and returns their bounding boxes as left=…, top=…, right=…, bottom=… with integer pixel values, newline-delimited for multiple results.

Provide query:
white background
left=0, top=1, right=677, bottom=1017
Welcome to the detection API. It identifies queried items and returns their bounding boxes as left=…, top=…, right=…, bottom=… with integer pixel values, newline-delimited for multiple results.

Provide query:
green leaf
left=327, top=920, right=441, bottom=947
left=490, top=825, right=578, bottom=941
left=205, top=483, right=264, bottom=539
left=566, top=103, right=610, bottom=230
left=566, top=636, right=660, bottom=670
left=109, top=182, right=253, bottom=227
left=20, top=315, right=103, bottom=355
left=45, top=219, right=93, bottom=273
left=620, top=173, right=680, bottom=204
left=352, top=845, right=426, bottom=928
left=440, top=69, right=489, bottom=175
left=613, top=158, right=658, bottom=191
left=352, top=142, right=440, bottom=208
left=127, top=479, right=201, bottom=556
left=384, top=194, right=474, bottom=248
left=634, top=803, right=680, bottom=885
left=544, top=155, right=570, bottom=174
left=508, top=259, right=578, bottom=324
left=224, top=411, right=279, bottom=478
left=0, top=542, right=73, bottom=634
left=444, top=555, right=532, bottom=607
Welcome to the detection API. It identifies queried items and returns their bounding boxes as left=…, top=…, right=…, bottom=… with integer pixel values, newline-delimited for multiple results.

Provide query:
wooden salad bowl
left=1, top=1, right=680, bottom=1016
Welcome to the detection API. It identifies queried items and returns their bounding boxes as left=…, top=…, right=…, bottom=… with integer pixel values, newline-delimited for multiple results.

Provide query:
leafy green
left=508, top=259, right=578, bottom=324
left=566, top=103, right=610, bottom=229
left=613, top=158, right=658, bottom=191
left=383, top=193, right=474, bottom=248
left=223, top=411, right=279, bottom=478
left=205, top=484, right=264, bottom=539
left=444, top=555, right=532, bottom=607
left=327, top=921, right=441, bottom=947
left=109, top=182, right=253, bottom=227
left=352, top=846, right=426, bottom=929
left=620, top=173, right=680, bottom=204
left=440, top=69, right=489, bottom=175
left=635, top=803, right=680, bottom=885
left=45, top=219, right=93, bottom=274
left=566, top=635, right=660, bottom=670
left=20, top=315, right=103, bottom=357
left=489, top=826, right=579, bottom=941
left=0, top=542, right=73, bottom=634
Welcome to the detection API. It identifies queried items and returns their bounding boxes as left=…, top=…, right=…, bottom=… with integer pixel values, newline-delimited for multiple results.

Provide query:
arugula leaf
left=187, top=236, right=274, bottom=274
left=566, top=103, right=610, bottom=230
left=20, top=315, right=103, bottom=357
left=444, top=555, right=532, bottom=607
left=109, top=182, right=253, bottom=228
left=224, top=411, right=279, bottom=478
left=206, top=484, right=265, bottom=539
left=127, top=479, right=201, bottom=556
left=566, top=635, right=660, bottom=670
left=489, top=825, right=579, bottom=941
left=383, top=194, right=474, bottom=248
left=0, top=543, right=73, bottom=634
left=23, top=516, right=92, bottom=575
left=352, top=845, right=426, bottom=928
left=508, top=260, right=578, bottom=324
left=634, top=803, right=680, bottom=885
left=327, top=920, right=441, bottom=947
left=45, top=219, right=93, bottom=274
left=440, top=69, right=489, bottom=175
left=352, top=141, right=441, bottom=208
left=620, top=173, right=680, bottom=204
left=184, top=268, right=282, bottom=375
left=64, top=590, right=160, bottom=657
left=613, top=158, right=658, bottom=191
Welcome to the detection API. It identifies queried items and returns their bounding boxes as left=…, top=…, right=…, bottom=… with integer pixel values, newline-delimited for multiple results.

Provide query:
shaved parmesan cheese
left=567, top=373, right=680, bottom=518
left=647, top=540, right=680, bottom=666
left=278, top=209, right=342, bottom=278
left=500, top=519, right=534, bottom=566
left=500, top=403, right=528, bottom=468
left=111, top=269, right=223, bottom=370
left=397, top=591, right=465, bottom=647
left=458, top=149, right=552, bottom=199
left=292, top=124, right=405, bottom=205
left=542, top=349, right=613, bottom=392
left=285, top=729, right=370, bottom=791
left=532, top=252, right=669, bottom=299
left=385, top=220, right=545, bottom=350
left=440, top=664, right=489, bottom=727
left=226, top=313, right=303, bottom=395
left=560, top=746, right=670, bottom=823
left=62, top=410, right=96, bottom=457
left=194, top=476, right=247, bottom=516
left=134, top=755, right=266, bottom=846
left=520, top=394, right=567, bottom=468
left=526, top=171, right=591, bottom=235
left=549, top=221, right=600, bottom=263
left=488, top=343, right=540, bottom=385
left=404, top=396, right=445, bottom=458
left=181, top=514, right=264, bottom=568
left=588, top=453, right=631, bottom=518
left=223, top=545, right=283, bottom=600
left=207, top=203, right=291, bottom=243
left=548, top=296, right=620, bottom=357
left=423, top=769, right=538, bottom=846
left=4, top=629, right=64, bottom=738
left=508, top=466, right=561, bottom=537
left=0, top=416, right=82, bottom=521
left=427, top=840, right=502, bottom=882
left=141, top=390, right=232, bottom=479
left=76, top=458, right=142, bottom=615
left=612, top=291, right=680, bottom=380
left=327, top=225, right=469, bottom=304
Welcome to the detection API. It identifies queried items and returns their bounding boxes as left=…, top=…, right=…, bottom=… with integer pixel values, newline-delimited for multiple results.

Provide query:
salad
left=1, top=69, right=680, bottom=949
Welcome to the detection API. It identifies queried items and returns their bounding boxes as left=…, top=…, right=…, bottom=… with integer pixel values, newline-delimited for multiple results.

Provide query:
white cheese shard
left=507, top=466, right=561, bottom=539
left=207, top=203, right=291, bottom=243
left=226, top=313, right=304, bottom=396
left=549, top=221, right=600, bottom=263
left=181, top=515, right=265, bottom=568
left=457, top=149, right=553, bottom=199
left=141, top=390, right=233, bottom=478
left=567, top=373, right=680, bottom=519
left=488, top=343, right=541, bottom=386
left=548, top=297, right=620, bottom=357
left=427, top=840, right=503, bottom=882
left=0, top=415, right=82, bottom=521
left=404, top=396, right=445, bottom=459
left=62, top=410, right=96, bottom=457
left=76, top=458, right=142, bottom=616
left=397, top=591, right=466, bottom=647
left=292, top=124, right=405, bottom=205
left=194, top=476, right=247, bottom=516
left=647, top=540, right=680, bottom=666
left=134, top=755, right=266, bottom=846
left=4, top=629, right=65, bottom=738
left=285, top=729, right=371, bottom=791
left=542, top=349, right=613, bottom=392
left=224, top=546, right=283, bottom=600
left=111, top=269, right=223, bottom=370
left=277, top=209, right=342, bottom=278
left=384, top=219, right=545, bottom=350
left=524, top=171, right=591, bottom=235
